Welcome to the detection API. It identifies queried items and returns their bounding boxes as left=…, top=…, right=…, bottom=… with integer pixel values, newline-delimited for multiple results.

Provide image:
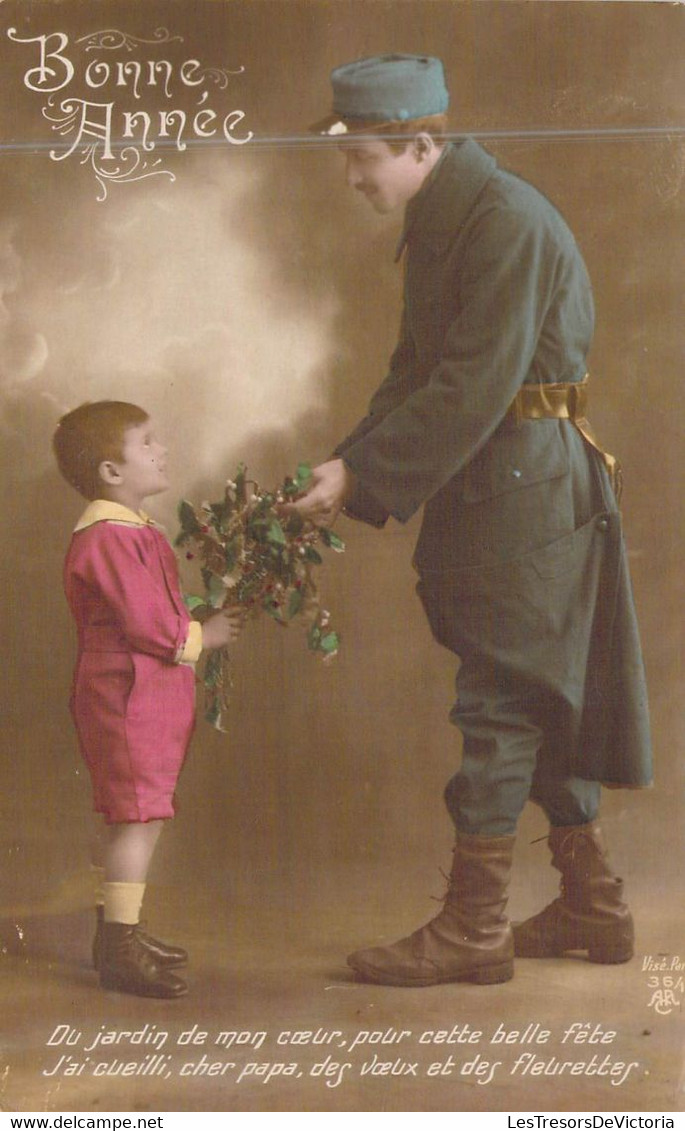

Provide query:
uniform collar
left=74, top=500, right=154, bottom=532
left=395, top=137, right=498, bottom=261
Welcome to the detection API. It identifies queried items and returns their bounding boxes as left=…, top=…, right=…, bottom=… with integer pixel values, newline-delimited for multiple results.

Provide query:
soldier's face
left=340, top=138, right=430, bottom=214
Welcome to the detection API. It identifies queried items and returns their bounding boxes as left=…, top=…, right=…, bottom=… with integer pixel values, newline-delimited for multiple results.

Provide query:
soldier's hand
left=286, top=458, right=356, bottom=527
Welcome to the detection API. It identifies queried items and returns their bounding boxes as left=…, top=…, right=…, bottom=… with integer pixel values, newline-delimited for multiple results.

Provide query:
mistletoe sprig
left=175, top=463, right=344, bottom=730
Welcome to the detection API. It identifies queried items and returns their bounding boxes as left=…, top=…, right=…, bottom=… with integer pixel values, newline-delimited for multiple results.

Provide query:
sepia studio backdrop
left=0, top=0, right=683, bottom=1114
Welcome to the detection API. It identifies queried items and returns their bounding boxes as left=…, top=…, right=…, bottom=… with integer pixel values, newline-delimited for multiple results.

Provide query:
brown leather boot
left=513, top=822, right=634, bottom=964
left=92, top=906, right=188, bottom=970
left=100, top=922, right=188, bottom=998
left=347, top=833, right=515, bottom=987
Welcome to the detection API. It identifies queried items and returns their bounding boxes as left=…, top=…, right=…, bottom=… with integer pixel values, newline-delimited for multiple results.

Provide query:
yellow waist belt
left=507, top=374, right=622, bottom=501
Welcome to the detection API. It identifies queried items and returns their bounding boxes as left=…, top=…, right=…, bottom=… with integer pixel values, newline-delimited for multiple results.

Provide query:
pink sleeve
left=70, top=523, right=193, bottom=662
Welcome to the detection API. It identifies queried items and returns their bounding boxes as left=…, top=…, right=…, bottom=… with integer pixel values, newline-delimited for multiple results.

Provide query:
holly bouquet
left=176, top=463, right=343, bottom=730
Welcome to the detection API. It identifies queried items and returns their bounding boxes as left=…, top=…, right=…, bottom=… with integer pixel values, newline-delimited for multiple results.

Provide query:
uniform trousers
left=439, top=642, right=600, bottom=836
left=416, top=439, right=613, bottom=837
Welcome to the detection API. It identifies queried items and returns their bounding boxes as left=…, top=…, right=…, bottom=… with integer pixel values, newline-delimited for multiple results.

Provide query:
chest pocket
left=462, top=421, right=570, bottom=503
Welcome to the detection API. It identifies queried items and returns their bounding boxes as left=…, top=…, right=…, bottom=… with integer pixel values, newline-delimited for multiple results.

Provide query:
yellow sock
left=103, top=882, right=146, bottom=925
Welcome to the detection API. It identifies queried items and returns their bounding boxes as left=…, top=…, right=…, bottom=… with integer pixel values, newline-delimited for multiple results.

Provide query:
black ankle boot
left=100, top=921, right=188, bottom=998
left=93, top=907, right=188, bottom=970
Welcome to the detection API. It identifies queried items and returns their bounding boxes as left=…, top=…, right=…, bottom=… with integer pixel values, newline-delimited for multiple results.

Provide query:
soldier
left=292, top=54, right=652, bottom=987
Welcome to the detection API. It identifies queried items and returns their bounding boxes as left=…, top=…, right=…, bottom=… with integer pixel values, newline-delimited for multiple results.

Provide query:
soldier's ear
left=413, top=132, right=435, bottom=161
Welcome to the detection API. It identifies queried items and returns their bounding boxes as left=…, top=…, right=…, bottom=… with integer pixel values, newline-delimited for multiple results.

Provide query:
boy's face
left=340, top=137, right=430, bottom=214
left=113, top=420, right=169, bottom=500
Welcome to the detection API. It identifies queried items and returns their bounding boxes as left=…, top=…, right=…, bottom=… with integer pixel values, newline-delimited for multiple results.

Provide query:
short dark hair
left=343, top=112, right=450, bottom=153
left=53, top=400, right=149, bottom=500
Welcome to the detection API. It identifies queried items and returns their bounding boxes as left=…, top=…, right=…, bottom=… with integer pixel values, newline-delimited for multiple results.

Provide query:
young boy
left=53, top=400, right=241, bottom=999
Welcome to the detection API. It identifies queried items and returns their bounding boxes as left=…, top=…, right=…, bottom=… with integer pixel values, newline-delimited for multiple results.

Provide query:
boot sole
left=100, top=973, right=188, bottom=999
left=94, top=950, right=187, bottom=971
left=515, top=944, right=634, bottom=964
left=349, top=958, right=514, bottom=988
left=589, top=945, right=634, bottom=964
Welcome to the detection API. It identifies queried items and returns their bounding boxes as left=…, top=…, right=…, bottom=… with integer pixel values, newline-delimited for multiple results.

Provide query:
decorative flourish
left=176, top=464, right=344, bottom=731
left=42, top=99, right=176, bottom=201
left=75, top=27, right=184, bottom=52
left=188, top=65, right=245, bottom=89
left=86, top=145, right=175, bottom=203
left=13, top=25, right=252, bottom=199
left=42, top=97, right=82, bottom=138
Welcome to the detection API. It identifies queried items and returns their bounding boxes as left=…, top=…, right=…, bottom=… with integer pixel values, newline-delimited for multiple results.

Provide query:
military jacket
left=336, top=139, right=652, bottom=787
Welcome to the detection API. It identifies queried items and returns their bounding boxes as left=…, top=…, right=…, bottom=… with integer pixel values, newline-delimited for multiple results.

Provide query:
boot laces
left=429, top=863, right=454, bottom=906
left=556, top=827, right=606, bottom=894
left=558, top=827, right=603, bottom=875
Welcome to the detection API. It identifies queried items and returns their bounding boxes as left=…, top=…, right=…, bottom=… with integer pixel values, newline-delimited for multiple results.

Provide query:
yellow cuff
left=179, top=620, right=203, bottom=664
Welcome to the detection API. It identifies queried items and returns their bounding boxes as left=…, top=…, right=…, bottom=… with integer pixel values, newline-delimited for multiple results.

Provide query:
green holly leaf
left=319, top=528, right=345, bottom=552
left=284, top=510, right=305, bottom=535
left=263, top=600, right=285, bottom=623
left=319, top=631, right=340, bottom=654
left=183, top=594, right=206, bottom=612
left=209, top=501, right=229, bottom=529
left=177, top=499, right=201, bottom=537
left=294, top=462, right=312, bottom=491
left=234, top=464, right=247, bottom=505
left=204, top=651, right=223, bottom=689
left=207, top=574, right=227, bottom=609
left=204, top=699, right=224, bottom=731
left=224, top=540, right=239, bottom=572
left=302, top=545, right=323, bottom=565
left=287, top=588, right=304, bottom=618
left=266, top=519, right=287, bottom=547
left=248, top=515, right=269, bottom=540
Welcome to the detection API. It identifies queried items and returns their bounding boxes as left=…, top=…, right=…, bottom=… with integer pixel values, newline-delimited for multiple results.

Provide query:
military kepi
left=310, top=54, right=449, bottom=135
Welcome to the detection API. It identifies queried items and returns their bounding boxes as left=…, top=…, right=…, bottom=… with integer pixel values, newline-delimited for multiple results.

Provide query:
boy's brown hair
left=53, top=400, right=149, bottom=500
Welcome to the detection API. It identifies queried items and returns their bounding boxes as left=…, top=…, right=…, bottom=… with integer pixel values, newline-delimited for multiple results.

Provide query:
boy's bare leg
left=104, top=819, right=164, bottom=884
left=97, top=820, right=187, bottom=997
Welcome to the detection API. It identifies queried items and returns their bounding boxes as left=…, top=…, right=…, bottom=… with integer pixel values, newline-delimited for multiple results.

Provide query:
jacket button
left=596, top=517, right=609, bottom=532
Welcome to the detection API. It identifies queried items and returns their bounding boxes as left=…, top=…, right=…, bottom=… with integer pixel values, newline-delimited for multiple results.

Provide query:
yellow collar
left=74, top=500, right=154, bottom=532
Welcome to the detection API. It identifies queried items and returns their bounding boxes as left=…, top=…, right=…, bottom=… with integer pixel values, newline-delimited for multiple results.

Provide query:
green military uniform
left=312, top=54, right=649, bottom=984
left=336, top=138, right=653, bottom=835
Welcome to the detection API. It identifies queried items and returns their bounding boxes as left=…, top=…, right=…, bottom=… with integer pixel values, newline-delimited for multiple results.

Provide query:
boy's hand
left=201, top=608, right=245, bottom=651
